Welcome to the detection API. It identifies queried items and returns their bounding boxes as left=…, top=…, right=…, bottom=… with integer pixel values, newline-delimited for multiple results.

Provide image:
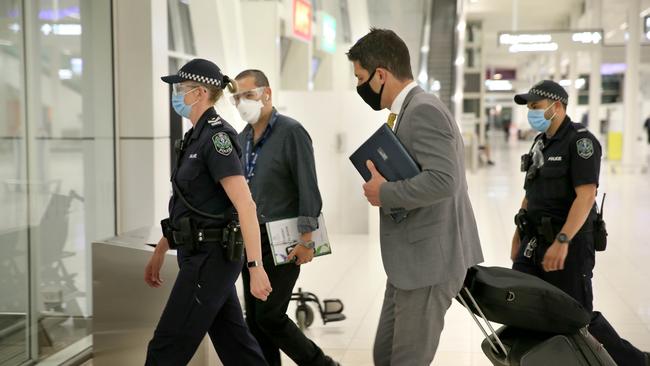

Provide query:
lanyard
left=245, top=112, right=277, bottom=182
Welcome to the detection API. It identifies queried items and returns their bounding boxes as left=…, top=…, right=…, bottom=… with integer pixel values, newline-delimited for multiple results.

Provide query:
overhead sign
left=293, top=0, right=312, bottom=42
left=498, top=29, right=603, bottom=53
left=319, top=12, right=337, bottom=53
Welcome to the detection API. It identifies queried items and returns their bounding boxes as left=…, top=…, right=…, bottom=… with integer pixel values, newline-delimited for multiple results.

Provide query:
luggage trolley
left=290, top=288, right=346, bottom=330
left=457, top=265, right=616, bottom=366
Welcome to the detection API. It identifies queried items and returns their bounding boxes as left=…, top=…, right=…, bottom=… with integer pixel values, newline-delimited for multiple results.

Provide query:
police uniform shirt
left=524, top=116, right=601, bottom=224
left=169, top=107, right=243, bottom=228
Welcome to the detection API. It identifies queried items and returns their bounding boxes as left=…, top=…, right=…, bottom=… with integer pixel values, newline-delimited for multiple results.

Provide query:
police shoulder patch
left=576, top=137, right=594, bottom=159
left=212, top=132, right=233, bottom=156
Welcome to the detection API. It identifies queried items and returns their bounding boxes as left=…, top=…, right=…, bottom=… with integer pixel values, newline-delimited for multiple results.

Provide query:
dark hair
left=235, top=69, right=270, bottom=87
left=346, top=28, right=413, bottom=81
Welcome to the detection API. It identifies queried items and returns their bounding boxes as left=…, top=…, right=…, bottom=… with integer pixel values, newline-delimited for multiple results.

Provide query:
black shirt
left=169, top=108, right=243, bottom=229
left=524, top=116, right=601, bottom=224
left=237, top=109, right=322, bottom=234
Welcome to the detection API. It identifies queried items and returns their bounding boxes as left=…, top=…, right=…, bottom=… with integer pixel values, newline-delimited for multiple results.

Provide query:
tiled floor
left=283, top=135, right=650, bottom=365
left=32, top=134, right=650, bottom=366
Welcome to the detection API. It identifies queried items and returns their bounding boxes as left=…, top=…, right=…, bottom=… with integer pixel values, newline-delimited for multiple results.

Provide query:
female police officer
left=143, top=58, right=272, bottom=365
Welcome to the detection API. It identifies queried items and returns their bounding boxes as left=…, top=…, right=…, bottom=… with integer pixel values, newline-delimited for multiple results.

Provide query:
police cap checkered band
left=177, top=71, right=222, bottom=87
left=161, top=58, right=228, bottom=87
left=514, top=80, right=569, bottom=105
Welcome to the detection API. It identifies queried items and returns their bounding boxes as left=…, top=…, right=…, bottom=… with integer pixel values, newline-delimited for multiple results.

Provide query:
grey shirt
left=237, top=109, right=322, bottom=234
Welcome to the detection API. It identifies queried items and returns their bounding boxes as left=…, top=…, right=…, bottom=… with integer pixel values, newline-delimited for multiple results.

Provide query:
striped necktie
left=386, top=113, right=397, bottom=129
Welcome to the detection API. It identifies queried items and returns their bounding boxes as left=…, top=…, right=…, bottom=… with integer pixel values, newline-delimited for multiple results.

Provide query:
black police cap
left=514, top=80, right=569, bottom=105
left=161, top=58, right=230, bottom=87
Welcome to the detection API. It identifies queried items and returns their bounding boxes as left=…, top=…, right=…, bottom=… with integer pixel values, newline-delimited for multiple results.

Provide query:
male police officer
left=232, top=69, right=339, bottom=366
left=512, top=80, right=650, bottom=366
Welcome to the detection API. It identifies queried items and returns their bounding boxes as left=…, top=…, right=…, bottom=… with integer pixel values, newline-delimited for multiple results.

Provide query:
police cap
left=161, top=58, right=229, bottom=88
left=514, top=80, right=569, bottom=105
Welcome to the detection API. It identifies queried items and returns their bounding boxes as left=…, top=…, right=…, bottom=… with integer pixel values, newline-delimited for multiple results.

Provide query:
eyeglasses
left=229, top=87, right=266, bottom=105
left=172, top=83, right=200, bottom=96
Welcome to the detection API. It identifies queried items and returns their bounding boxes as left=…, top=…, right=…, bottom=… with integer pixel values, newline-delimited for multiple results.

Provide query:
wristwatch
left=297, top=240, right=316, bottom=250
left=247, top=260, right=262, bottom=268
left=556, top=233, right=571, bottom=245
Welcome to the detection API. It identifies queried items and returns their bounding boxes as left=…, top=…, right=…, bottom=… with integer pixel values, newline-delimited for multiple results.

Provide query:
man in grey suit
left=347, top=28, right=484, bottom=365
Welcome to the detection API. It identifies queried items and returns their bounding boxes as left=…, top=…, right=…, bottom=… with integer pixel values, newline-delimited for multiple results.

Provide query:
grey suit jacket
left=378, top=86, right=484, bottom=290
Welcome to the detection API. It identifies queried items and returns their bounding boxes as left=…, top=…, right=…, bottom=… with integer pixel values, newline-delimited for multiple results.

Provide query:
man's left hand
left=542, top=241, right=569, bottom=272
left=287, top=244, right=315, bottom=265
left=363, top=160, right=386, bottom=207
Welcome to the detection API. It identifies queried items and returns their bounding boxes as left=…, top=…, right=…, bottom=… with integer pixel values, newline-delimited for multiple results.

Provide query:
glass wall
left=0, top=1, right=29, bottom=364
left=0, top=0, right=114, bottom=363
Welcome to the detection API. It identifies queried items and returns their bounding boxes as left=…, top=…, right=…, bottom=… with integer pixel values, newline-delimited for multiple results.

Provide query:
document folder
left=349, top=124, right=420, bottom=221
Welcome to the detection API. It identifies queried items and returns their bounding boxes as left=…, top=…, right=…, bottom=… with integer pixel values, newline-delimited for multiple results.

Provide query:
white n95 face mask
left=237, top=98, right=264, bottom=125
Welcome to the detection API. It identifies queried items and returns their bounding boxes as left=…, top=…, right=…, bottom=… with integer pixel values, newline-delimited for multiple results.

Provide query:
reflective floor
left=35, top=133, right=650, bottom=366
left=286, top=134, right=650, bottom=366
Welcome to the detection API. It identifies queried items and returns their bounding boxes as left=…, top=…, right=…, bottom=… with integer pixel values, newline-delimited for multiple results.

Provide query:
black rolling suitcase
left=457, top=265, right=616, bottom=366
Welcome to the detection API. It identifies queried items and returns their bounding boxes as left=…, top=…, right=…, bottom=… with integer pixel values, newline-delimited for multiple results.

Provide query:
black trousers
left=146, top=243, right=267, bottom=366
left=241, top=236, right=328, bottom=366
left=513, top=231, right=646, bottom=366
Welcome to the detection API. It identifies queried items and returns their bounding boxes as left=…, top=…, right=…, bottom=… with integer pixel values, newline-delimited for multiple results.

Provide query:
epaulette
left=207, top=116, right=223, bottom=127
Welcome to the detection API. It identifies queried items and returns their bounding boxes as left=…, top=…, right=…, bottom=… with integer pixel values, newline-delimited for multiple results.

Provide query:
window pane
left=0, top=1, right=29, bottom=363
left=27, top=0, right=115, bottom=359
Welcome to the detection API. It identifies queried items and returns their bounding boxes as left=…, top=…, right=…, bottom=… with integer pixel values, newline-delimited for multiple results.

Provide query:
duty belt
left=172, top=228, right=225, bottom=247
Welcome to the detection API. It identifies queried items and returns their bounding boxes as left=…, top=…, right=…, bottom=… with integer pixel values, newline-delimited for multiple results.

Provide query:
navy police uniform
left=146, top=59, right=267, bottom=366
left=513, top=80, right=649, bottom=366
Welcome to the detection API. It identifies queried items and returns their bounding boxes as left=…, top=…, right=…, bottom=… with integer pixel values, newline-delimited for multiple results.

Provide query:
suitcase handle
left=456, top=287, right=509, bottom=357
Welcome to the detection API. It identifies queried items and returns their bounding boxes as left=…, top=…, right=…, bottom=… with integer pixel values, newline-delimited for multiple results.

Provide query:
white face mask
left=236, top=98, right=264, bottom=125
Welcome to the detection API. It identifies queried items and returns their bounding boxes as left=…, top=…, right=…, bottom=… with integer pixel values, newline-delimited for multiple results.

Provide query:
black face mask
left=356, top=69, right=384, bottom=111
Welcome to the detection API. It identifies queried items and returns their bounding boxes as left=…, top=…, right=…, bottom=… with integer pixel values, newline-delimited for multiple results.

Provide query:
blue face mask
left=527, top=102, right=557, bottom=132
left=171, top=87, right=198, bottom=119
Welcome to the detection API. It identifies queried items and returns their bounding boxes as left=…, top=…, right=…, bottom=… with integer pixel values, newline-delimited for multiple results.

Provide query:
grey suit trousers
left=373, top=274, right=465, bottom=366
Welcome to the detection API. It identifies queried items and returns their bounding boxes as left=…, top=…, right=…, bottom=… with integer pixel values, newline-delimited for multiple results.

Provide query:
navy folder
left=349, top=124, right=421, bottom=221
left=349, top=123, right=420, bottom=182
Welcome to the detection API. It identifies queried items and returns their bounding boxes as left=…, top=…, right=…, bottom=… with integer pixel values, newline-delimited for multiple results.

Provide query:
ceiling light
left=485, top=80, right=513, bottom=91
left=509, top=42, right=558, bottom=53
left=500, top=33, right=553, bottom=45
left=620, top=22, right=628, bottom=30
left=58, top=69, right=73, bottom=80
left=572, top=32, right=602, bottom=44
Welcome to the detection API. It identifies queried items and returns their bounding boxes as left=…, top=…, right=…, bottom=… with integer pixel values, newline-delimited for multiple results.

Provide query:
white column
left=623, top=0, right=641, bottom=165
left=554, top=52, right=562, bottom=81
left=589, top=0, right=603, bottom=137
left=567, top=51, right=578, bottom=118
left=241, top=1, right=282, bottom=93
left=114, top=0, right=170, bottom=233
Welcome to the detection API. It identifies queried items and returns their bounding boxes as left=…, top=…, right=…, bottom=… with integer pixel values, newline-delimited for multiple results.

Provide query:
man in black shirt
left=511, top=80, right=649, bottom=366
left=233, top=69, right=339, bottom=366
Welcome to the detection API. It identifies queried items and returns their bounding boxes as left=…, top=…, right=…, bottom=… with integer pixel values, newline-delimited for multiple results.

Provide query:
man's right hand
left=144, top=237, right=169, bottom=288
left=511, top=230, right=521, bottom=261
left=249, top=267, right=273, bottom=301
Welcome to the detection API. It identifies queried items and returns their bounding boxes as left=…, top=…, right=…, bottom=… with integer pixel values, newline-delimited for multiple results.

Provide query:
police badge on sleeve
left=212, top=132, right=233, bottom=156
left=576, top=138, right=594, bottom=159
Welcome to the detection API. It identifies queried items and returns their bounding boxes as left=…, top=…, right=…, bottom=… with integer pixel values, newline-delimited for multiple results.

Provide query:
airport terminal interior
left=1, top=0, right=649, bottom=365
